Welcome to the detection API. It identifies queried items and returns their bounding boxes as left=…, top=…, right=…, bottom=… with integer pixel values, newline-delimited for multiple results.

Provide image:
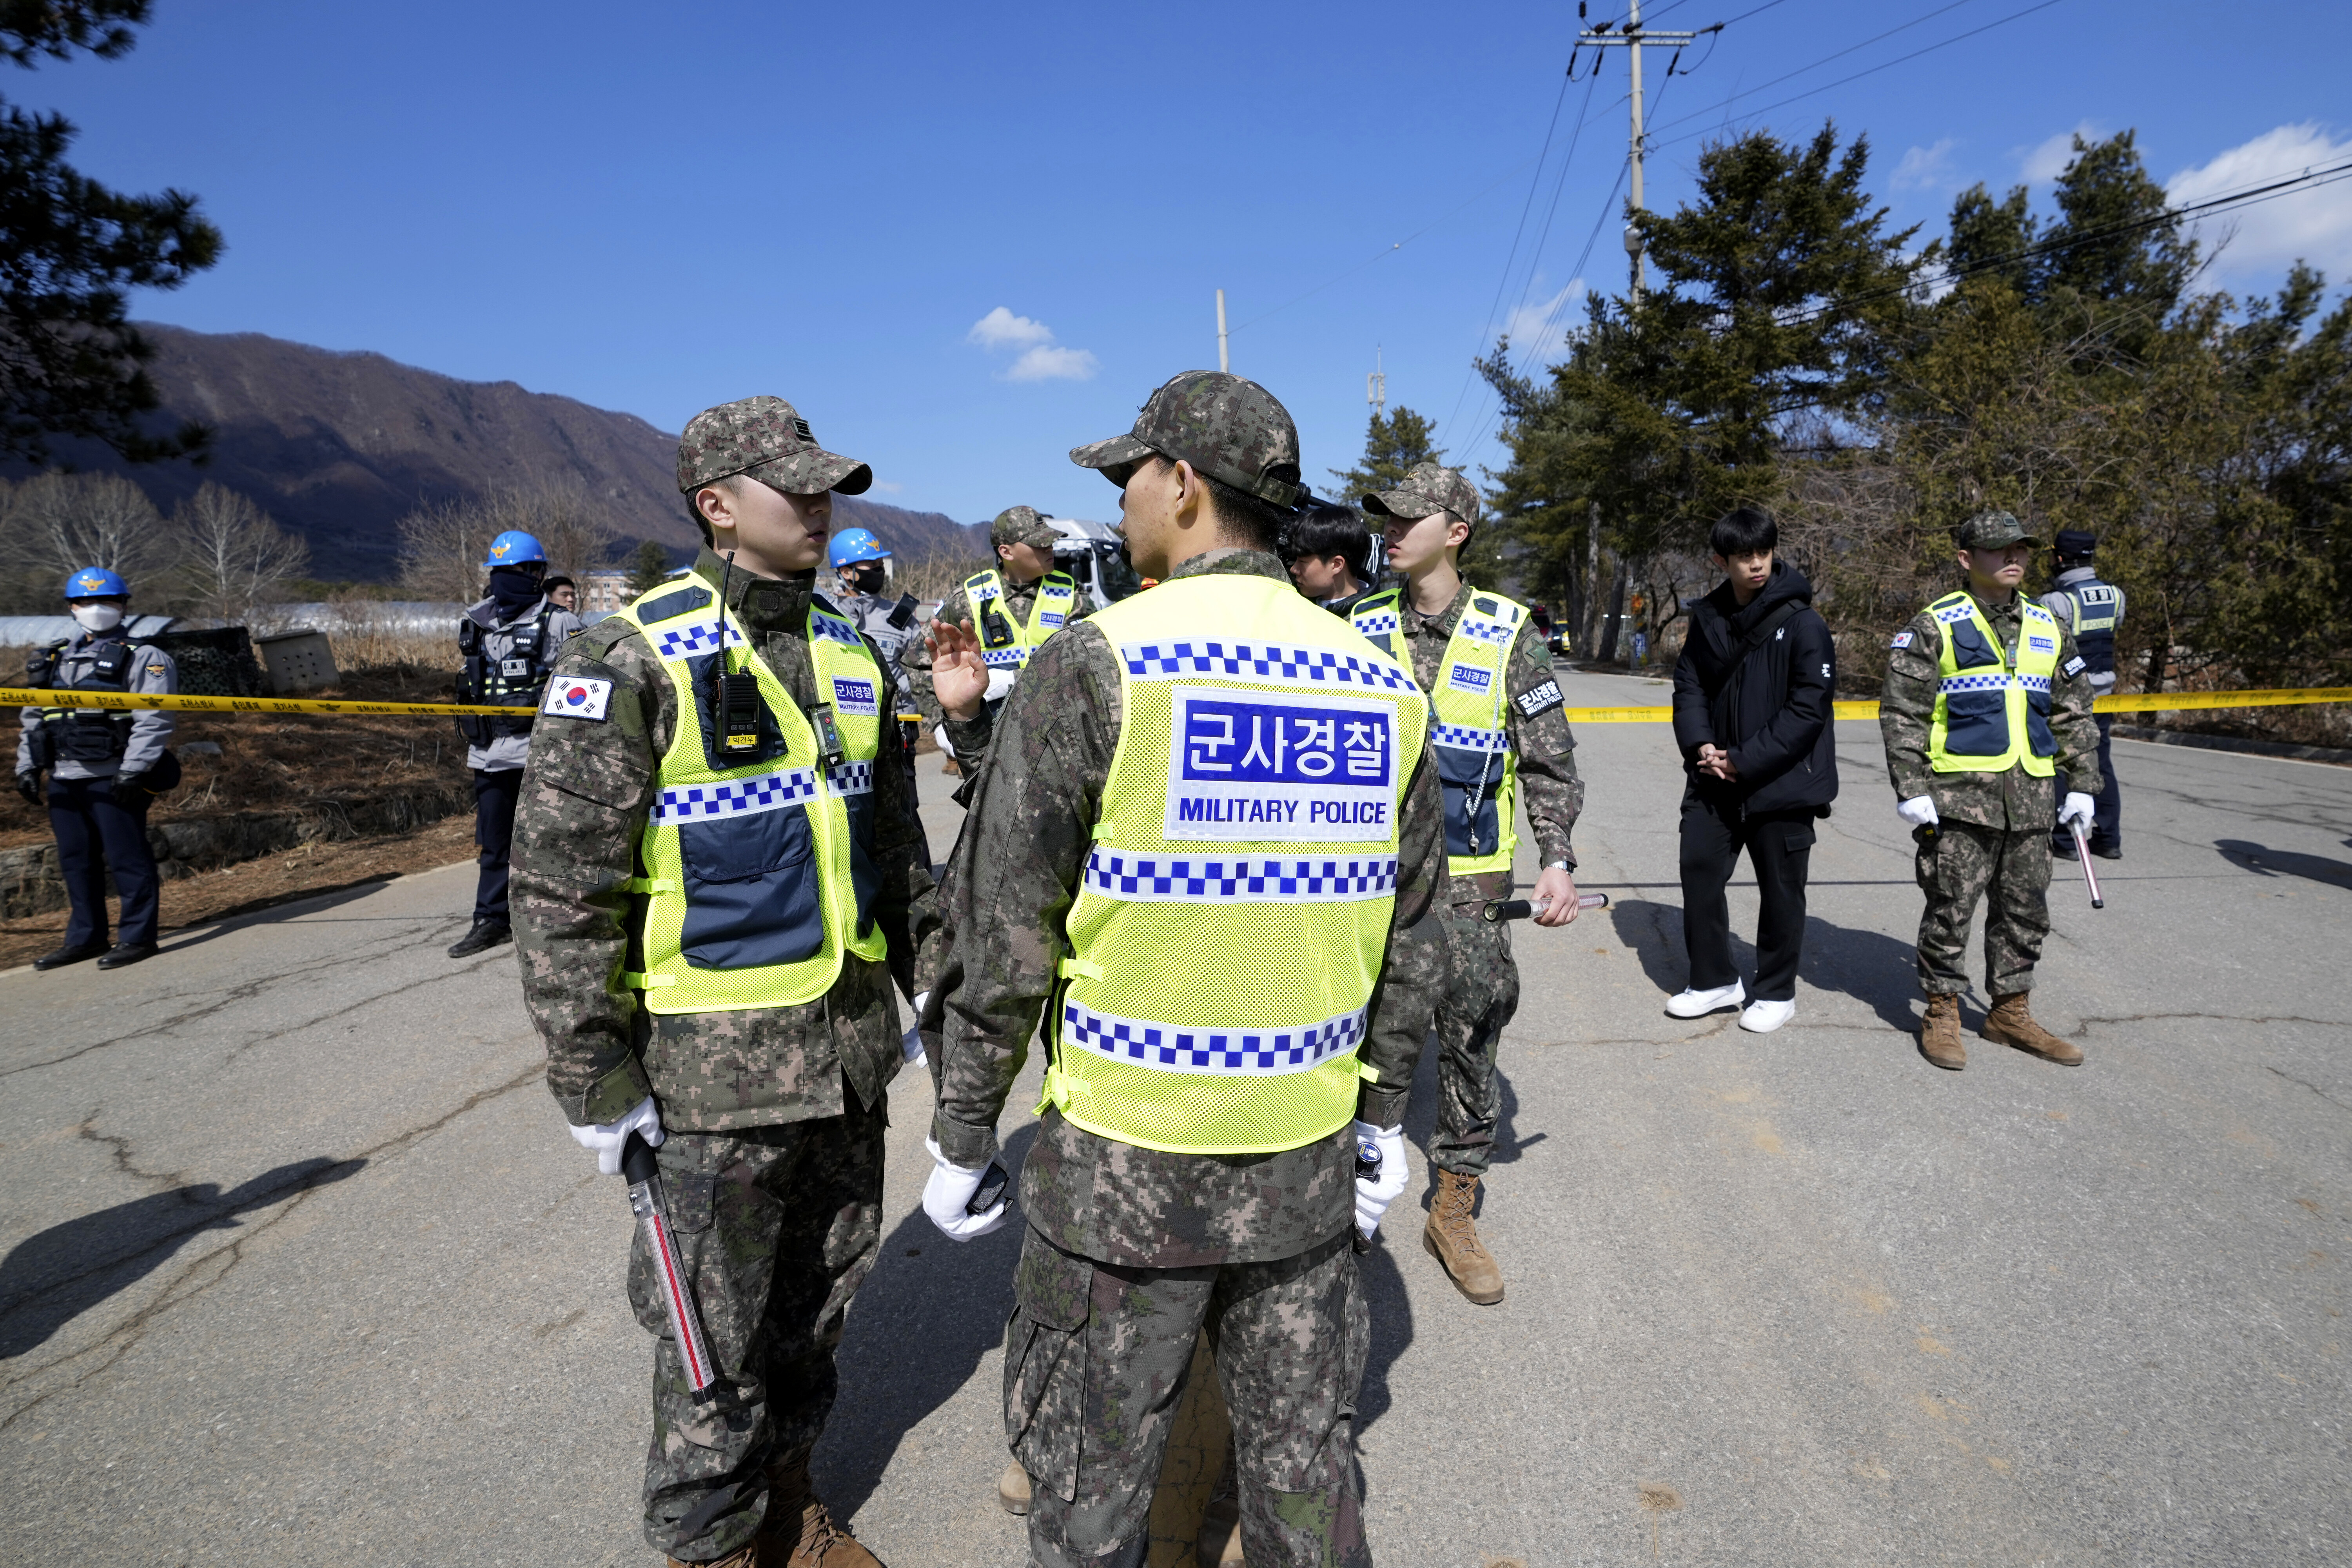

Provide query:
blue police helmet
left=64, top=566, right=129, bottom=601
left=828, top=528, right=891, bottom=568
left=482, top=530, right=548, bottom=569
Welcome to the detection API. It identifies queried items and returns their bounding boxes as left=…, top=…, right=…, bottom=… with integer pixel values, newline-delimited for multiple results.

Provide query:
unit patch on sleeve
left=2062, top=655, right=2086, bottom=678
left=542, top=675, right=613, bottom=721
left=1514, top=679, right=1564, bottom=719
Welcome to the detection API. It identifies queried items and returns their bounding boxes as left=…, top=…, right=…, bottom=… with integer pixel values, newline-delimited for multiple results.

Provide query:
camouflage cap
left=1953, top=509, right=2040, bottom=550
left=1069, top=370, right=1304, bottom=509
left=1362, top=461, right=1482, bottom=526
left=676, top=395, right=872, bottom=497
left=991, top=505, right=1063, bottom=549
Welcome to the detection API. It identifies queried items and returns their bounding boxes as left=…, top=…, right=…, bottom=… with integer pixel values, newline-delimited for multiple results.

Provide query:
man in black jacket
left=1666, top=507, right=1838, bottom=1033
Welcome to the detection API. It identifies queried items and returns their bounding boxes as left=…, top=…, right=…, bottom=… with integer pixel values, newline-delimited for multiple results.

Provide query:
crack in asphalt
left=2263, top=1063, right=2352, bottom=1115
left=0, top=1060, right=547, bottom=1429
left=73, top=1113, right=184, bottom=1193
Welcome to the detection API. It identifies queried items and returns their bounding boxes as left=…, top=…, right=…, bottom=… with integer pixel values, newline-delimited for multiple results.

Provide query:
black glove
left=113, top=766, right=152, bottom=798
left=15, top=770, right=41, bottom=806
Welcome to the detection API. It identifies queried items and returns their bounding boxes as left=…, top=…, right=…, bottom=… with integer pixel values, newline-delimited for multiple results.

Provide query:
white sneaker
left=1739, top=998, right=1796, bottom=1034
left=1665, top=980, right=1745, bottom=1018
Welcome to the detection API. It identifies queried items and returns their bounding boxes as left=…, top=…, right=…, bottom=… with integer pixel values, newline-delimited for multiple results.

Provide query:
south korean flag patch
left=1889, top=632, right=1915, bottom=650
left=542, top=675, right=613, bottom=721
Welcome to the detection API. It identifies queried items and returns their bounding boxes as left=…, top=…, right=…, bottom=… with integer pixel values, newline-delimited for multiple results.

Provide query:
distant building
left=579, top=570, right=632, bottom=615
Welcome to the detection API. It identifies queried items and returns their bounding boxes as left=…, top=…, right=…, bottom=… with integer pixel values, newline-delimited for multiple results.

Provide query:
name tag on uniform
left=1446, top=664, right=1493, bottom=696
left=542, top=676, right=612, bottom=721
left=1166, top=687, right=1394, bottom=842
left=831, top=675, right=878, bottom=717
left=2027, top=634, right=2056, bottom=654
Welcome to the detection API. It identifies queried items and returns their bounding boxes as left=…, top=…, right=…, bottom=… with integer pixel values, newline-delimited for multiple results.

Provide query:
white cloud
left=1893, top=137, right=1960, bottom=194
left=2020, top=122, right=2102, bottom=184
left=2169, top=122, right=2352, bottom=283
left=966, top=307, right=1055, bottom=350
left=966, top=306, right=1097, bottom=381
left=869, top=479, right=905, bottom=494
left=1501, top=282, right=1584, bottom=364
left=1005, top=345, right=1100, bottom=383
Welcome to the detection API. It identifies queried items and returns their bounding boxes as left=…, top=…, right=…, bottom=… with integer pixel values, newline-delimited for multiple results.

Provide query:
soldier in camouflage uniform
left=927, top=372, right=1448, bottom=1568
left=1880, top=510, right=2103, bottom=1072
left=511, top=396, right=938, bottom=1568
left=902, top=506, right=1096, bottom=736
left=1356, top=462, right=1584, bottom=1306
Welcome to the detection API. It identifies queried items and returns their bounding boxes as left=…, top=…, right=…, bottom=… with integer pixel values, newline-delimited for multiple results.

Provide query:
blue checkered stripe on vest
left=1083, top=851, right=1398, bottom=902
left=827, top=760, right=874, bottom=796
left=981, top=646, right=1029, bottom=668
left=652, top=768, right=817, bottom=824
left=810, top=610, right=863, bottom=648
left=653, top=619, right=744, bottom=660
left=1120, top=641, right=1416, bottom=694
left=1939, top=673, right=2012, bottom=694
left=1353, top=610, right=1399, bottom=637
left=2016, top=672, right=2051, bottom=692
left=1933, top=601, right=1977, bottom=625
left=1060, top=1000, right=1367, bottom=1077
left=1433, top=721, right=1507, bottom=752
left=1458, top=615, right=1516, bottom=646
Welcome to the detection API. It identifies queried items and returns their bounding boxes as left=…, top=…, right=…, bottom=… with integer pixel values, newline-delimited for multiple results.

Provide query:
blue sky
left=18, top=0, right=2352, bottom=530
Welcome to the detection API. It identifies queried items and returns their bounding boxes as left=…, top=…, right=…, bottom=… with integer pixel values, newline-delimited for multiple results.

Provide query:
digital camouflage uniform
left=1879, top=517, right=2103, bottom=1000
left=902, top=506, right=1096, bottom=729
left=511, top=398, right=936, bottom=1565
left=936, top=373, right=1448, bottom=1568
left=1363, top=466, right=1584, bottom=1181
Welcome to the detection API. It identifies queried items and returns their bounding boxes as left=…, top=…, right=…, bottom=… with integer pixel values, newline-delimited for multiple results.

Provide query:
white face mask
left=71, top=603, right=125, bottom=633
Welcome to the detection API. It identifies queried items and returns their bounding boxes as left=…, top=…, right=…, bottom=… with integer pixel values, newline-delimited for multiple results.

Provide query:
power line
left=1643, top=0, right=1981, bottom=140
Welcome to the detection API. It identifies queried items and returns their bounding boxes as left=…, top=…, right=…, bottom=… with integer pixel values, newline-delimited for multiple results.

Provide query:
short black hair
left=1710, top=505, right=1777, bottom=558
left=1158, top=454, right=1295, bottom=553
left=1285, top=502, right=1375, bottom=578
left=543, top=574, right=576, bottom=590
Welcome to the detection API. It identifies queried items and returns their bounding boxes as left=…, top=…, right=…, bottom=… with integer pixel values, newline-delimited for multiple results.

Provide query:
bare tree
left=492, top=476, right=615, bottom=580
left=1, top=471, right=174, bottom=586
left=396, top=497, right=495, bottom=605
left=175, top=482, right=310, bottom=624
left=396, top=479, right=616, bottom=605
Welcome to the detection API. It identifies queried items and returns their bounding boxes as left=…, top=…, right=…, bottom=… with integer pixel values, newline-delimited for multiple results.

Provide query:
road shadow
left=1351, top=1225, right=1412, bottom=1452
left=0, top=1155, right=367, bottom=1358
left=2216, top=839, right=2352, bottom=893
left=1608, top=897, right=1687, bottom=996
left=1796, top=915, right=1929, bottom=1035
left=158, top=875, right=409, bottom=955
left=818, top=1121, right=1038, bottom=1521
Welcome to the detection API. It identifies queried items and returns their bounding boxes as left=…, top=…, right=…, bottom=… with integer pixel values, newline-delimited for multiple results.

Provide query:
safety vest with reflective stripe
left=613, top=583, right=887, bottom=1013
left=964, top=569, right=1078, bottom=670
left=1045, top=571, right=1430, bottom=1156
left=1926, top=591, right=2061, bottom=777
left=1351, top=585, right=1525, bottom=877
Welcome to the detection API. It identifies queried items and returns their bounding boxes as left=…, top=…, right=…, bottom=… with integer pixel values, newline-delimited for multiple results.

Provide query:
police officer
left=448, top=531, right=583, bottom=959
left=929, top=371, right=1446, bottom=1568
left=511, top=396, right=935, bottom=1568
left=1348, top=461, right=1585, bottom=1306
left=903, top=505, right=1094, bottom=739
left=1880, top=510, right=2103, bottom=1072
left=826, top=527, right=927, bottom=781
left=2040, top=529, right=2124, bottom=860
left=15, top=567, right=180, bottom=970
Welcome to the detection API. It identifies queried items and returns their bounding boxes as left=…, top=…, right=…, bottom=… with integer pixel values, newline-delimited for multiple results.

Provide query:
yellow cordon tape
left=0, top=686, right=514, bottom=717
left=8, top=685, right=2349, bottom=724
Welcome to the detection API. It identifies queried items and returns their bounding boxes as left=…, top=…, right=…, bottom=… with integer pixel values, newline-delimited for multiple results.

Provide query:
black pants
left=2052, top=712, right=2121, bottom=851
left=48, top=775, right=160, bottom=949
left=1679, top=794, right=1817, bottom=1004
left=471, top=767, right=522, bottom=924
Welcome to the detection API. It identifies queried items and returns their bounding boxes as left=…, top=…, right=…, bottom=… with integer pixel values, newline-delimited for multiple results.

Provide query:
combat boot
left=759, top=1446, right=886, bottom=1567
left=1918, top=994, right=1965, bottom=1071
left=1422, top=1169, right=1504, bottom=1305
left=1981, top=992, right=2084, bottom=1066
left=996, top=1461, right=1031, bottom=1516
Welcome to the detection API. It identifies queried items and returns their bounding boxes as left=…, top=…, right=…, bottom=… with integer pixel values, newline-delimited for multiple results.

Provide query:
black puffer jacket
left=1670, top=561, right=1839, bottom=814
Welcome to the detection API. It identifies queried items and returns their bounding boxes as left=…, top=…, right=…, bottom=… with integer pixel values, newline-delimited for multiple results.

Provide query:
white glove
left=1896, top=795, right=1940, bottom=828
left=568, top=1094, right=664, bottom=1177
left=922, top=1136, right=1010, bottom=1241
left=2058, top=792, right=2094, bottom=831
left=933, top=724, right=955, bottom=759
left=902, top=991, right=929, bottom=1067
left=1351, top=1122, right=1409, bottom=1240
left=984, top=668, right=1018, bottom=703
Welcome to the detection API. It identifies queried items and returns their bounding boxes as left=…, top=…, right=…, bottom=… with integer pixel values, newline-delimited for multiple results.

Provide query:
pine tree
left=1327, top=407, right=1443, bottom=502
left=624, top=539, right=675, bottom=596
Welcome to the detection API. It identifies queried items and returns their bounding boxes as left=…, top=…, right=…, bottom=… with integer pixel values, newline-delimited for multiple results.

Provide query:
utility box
left=255, top=628, right=338, bottom=695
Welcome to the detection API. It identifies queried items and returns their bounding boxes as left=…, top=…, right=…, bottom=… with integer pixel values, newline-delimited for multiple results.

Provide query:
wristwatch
left=1546, top=859, right=1573, bottom=873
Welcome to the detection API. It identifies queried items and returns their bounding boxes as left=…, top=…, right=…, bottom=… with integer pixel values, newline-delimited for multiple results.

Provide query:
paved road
left=1, top=669, right=2345, bottom=1566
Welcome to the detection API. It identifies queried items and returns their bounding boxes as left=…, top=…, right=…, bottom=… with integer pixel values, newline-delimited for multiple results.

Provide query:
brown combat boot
left=756, top=1446, right=886, bottom=1567
left=1981, top=992, right=2084, bottom=1065
left=996, top=1460, right=1031, bottom=1516
left=1918, top=994, right=1965, bottom=1071
left=1422, top=1169, right=1504, bottom=1305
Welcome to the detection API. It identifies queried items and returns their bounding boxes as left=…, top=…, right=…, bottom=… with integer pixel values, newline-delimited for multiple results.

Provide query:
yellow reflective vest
left=610, top=580, right=888, bottom=1013
left=1044, top=570, right=1430, bottom=1155
left=965, top=569, right=1078, bottom=671
left=1352, top=585, right=1526, bottom=877
left=1926, top=590, right=2061, bottom=777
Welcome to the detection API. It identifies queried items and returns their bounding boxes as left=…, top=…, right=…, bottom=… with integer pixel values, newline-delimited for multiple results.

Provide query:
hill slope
left=5, top=325, right=982, bottom=579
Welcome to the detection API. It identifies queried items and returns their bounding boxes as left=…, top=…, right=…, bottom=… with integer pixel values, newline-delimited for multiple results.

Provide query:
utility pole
left=1573, top=2, right=1715, bottom=304
left=1216, top=289, right=1229, bottom=372
left=1367, top=345, right=1386, bottom=419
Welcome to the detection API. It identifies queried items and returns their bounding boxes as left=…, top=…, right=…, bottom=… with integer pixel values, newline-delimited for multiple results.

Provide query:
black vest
left=2055, top=575, right=2122, bottom=676
left=25, top=635, right=137, bottom=763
